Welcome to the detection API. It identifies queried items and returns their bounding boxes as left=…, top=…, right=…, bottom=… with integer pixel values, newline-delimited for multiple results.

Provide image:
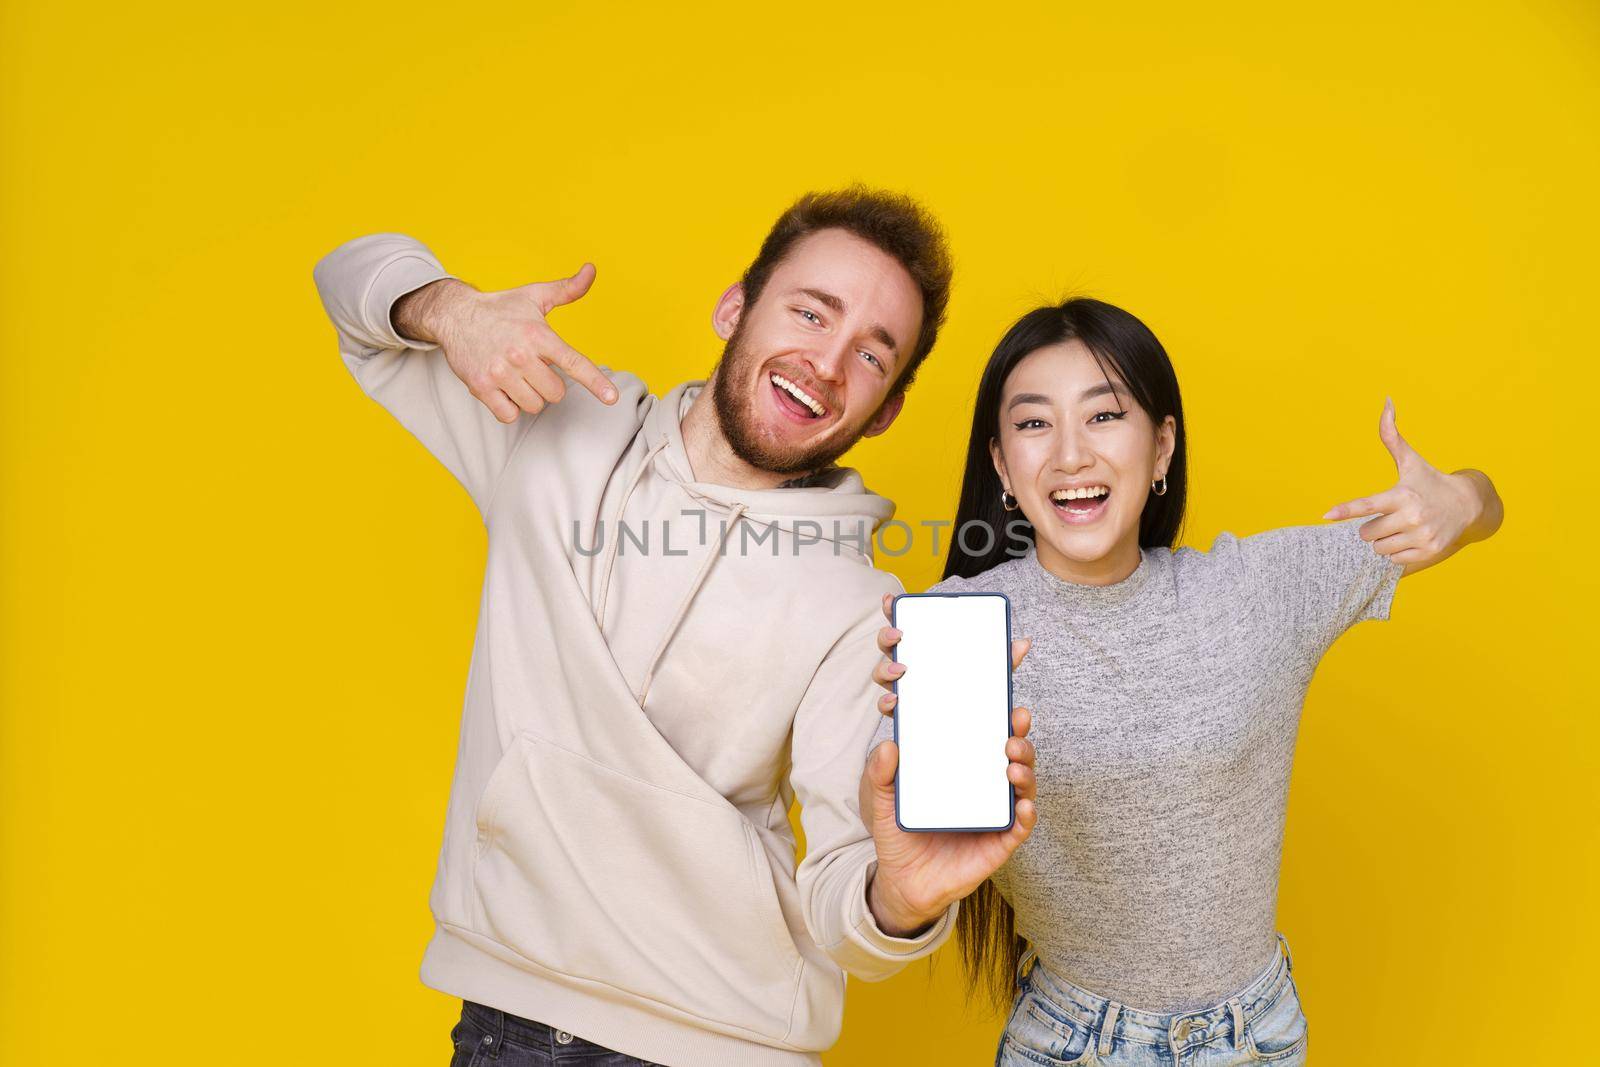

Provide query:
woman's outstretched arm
left=1320, top=399, right=1504, bottom=578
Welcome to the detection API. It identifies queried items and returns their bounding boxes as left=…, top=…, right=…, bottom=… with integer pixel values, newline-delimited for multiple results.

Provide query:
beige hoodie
left=313, top=234, right=956, bottom=1066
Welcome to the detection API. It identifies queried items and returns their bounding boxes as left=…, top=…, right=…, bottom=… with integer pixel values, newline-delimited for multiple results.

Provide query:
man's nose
left=804, top=338, right=850, bottom=384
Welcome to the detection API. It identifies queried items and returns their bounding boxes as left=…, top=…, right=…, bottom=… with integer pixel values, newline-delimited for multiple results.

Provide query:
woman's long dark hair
left=945, top=298, right=1189, bottom=1009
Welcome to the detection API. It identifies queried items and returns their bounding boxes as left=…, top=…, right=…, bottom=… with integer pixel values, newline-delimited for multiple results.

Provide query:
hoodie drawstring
left=638, top=501, right=748, bottom=706
left=590, top=436, right=751, bottom=707
left=594, top=437, right=671, bottom=631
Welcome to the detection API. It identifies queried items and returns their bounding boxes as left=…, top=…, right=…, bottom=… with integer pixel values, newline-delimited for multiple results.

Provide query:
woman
left=867, top=299, right=1502, bottom=1065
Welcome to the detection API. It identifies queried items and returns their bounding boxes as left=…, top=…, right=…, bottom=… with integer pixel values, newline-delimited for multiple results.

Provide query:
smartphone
left=891, top=591, right=1014, bottom=833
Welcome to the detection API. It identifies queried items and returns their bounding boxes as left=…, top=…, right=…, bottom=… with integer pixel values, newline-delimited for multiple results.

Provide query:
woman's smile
left=1045, top=484, right=1112, bottom=524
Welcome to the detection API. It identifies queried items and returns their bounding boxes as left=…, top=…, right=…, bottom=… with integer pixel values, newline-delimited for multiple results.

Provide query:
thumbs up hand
left=1320, top=399, right=1494, bottom=572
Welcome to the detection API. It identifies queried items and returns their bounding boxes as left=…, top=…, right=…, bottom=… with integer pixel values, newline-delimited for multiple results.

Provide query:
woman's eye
left=1091, top=410, right=1128, bottom=424
left=1013, top=418, right=1048, bottom=431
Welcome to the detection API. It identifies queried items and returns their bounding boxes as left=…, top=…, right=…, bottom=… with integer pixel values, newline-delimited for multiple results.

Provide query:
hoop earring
left=1151, top=476, right=1168, bottom=497
left=1000, top=488, right=1019, bottom=512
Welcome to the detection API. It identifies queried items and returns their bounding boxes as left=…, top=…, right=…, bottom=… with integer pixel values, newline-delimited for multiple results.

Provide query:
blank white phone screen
left=893, top=593, right=1012, bottom=831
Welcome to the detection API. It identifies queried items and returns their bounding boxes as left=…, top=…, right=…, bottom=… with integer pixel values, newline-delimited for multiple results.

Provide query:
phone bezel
left=890, top=590, right=1016, bottom=834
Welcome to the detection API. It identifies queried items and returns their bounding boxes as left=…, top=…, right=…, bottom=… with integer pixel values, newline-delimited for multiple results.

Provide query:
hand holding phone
left=859, top=592, right=1038, bottom=937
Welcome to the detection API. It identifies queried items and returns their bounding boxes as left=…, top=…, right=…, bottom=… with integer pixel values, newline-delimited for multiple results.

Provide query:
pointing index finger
left=1323, top=497, right=1374, bottom=520
left=1324, top=486, right=1406, bottom=521
left=543, top=335, right=618, bottom=404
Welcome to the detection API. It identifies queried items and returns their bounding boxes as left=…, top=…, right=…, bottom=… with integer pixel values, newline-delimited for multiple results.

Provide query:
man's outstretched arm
left=790, top=606, right=959, bottom=981
left=312, top=232, right=617, bottom=514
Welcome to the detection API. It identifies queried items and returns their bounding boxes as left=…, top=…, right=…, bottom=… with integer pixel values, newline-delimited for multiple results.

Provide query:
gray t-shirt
left=873, top=517, right=1402, bottom=1012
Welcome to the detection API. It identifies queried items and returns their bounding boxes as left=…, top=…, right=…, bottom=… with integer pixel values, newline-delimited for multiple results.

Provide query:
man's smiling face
left=710, top=227, right=923, bottom=475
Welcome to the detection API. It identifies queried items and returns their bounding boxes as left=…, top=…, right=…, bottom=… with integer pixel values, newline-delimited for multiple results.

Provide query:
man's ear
left=862, top=390, right=905, bottom=438
left=989, top=437, right=1010, bottom=491
left=712, top=282, right=744, bottom=341
left=1154, top=414, right=1177, bottom=481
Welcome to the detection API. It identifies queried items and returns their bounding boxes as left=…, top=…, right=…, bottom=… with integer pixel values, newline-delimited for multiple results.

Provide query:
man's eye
left=859, top=350, right=881, bottom=369
left=795, top=308, right=821, bottom=325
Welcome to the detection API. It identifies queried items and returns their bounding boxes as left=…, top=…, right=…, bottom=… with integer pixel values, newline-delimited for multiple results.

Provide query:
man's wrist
left=392, top=277, right=472, bottom=346
left=866, top=870, right=942, bottom=939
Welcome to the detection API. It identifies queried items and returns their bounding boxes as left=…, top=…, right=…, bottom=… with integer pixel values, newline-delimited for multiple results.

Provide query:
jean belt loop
left=1016, top=944, right=1038, bottom=987
left=1229, top=999, right=1246, bottom=1051
left=1097, top=1001, right=1121, bottom=1057
left=1277, top=932, right=1294, bottom=974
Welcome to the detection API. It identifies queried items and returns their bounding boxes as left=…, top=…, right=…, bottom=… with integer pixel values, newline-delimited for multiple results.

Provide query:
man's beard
left=710, top=323, right=869, bottom=477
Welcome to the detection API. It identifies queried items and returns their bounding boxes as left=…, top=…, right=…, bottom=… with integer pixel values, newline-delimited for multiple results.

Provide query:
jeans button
left=480, top=1034, right=494, bottom=1047
left=1172, top=1019, right=1191, bottom=1041
left=555, top=1030, right=575, bottom=1045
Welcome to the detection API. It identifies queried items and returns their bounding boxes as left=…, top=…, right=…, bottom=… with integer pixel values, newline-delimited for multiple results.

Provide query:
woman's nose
left=1053, top=426, right=1092, bottom=472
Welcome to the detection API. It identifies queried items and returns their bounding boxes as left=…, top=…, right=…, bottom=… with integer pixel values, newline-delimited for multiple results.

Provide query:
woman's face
left=990, top=340, right=1176, bottom=582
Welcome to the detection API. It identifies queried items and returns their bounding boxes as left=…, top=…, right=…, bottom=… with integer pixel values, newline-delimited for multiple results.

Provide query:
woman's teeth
left=771, top=373, right=826, bottom=417
left=1050, top=486, right=1110, bottom=505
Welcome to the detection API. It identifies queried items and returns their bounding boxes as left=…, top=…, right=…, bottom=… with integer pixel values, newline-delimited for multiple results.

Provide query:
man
left=313, top=188, right=1037, bottom=1066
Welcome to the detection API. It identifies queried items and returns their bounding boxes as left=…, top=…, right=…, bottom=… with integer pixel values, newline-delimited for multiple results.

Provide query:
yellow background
left=3, top=2, right=1595, bottom=1063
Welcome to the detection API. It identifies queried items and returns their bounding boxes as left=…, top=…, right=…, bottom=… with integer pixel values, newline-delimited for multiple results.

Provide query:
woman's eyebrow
left=1006, top=392, right=1052, bottom=410
left=1080, top=382, right=1127, bottom=401
left=1007, top=383, right=1127, bottom=410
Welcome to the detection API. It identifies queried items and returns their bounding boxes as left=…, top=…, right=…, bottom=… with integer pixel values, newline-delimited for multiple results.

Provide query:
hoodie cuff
left=365, top=252, right=455, bottom=351
left=845, top=860, right=958, bottom=964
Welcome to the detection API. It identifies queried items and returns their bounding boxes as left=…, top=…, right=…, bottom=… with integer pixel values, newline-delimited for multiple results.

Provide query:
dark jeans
left=449, top=1000, right=661, bottom=1066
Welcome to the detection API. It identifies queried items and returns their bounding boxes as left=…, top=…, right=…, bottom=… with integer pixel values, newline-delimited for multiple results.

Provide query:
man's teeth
left=1050, top=487, right=1110, bottom=503
left=771, top=373, right=826, bottom=417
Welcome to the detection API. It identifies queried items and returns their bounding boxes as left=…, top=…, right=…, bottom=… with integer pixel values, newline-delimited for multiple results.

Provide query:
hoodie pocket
left=470, top=732, right=805, bottom=1042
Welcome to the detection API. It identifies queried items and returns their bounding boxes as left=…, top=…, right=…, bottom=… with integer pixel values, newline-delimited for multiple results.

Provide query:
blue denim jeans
left=448, top=1001, right=662, bottom=1066
left=996, top=934, right=1308, bottom=1066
